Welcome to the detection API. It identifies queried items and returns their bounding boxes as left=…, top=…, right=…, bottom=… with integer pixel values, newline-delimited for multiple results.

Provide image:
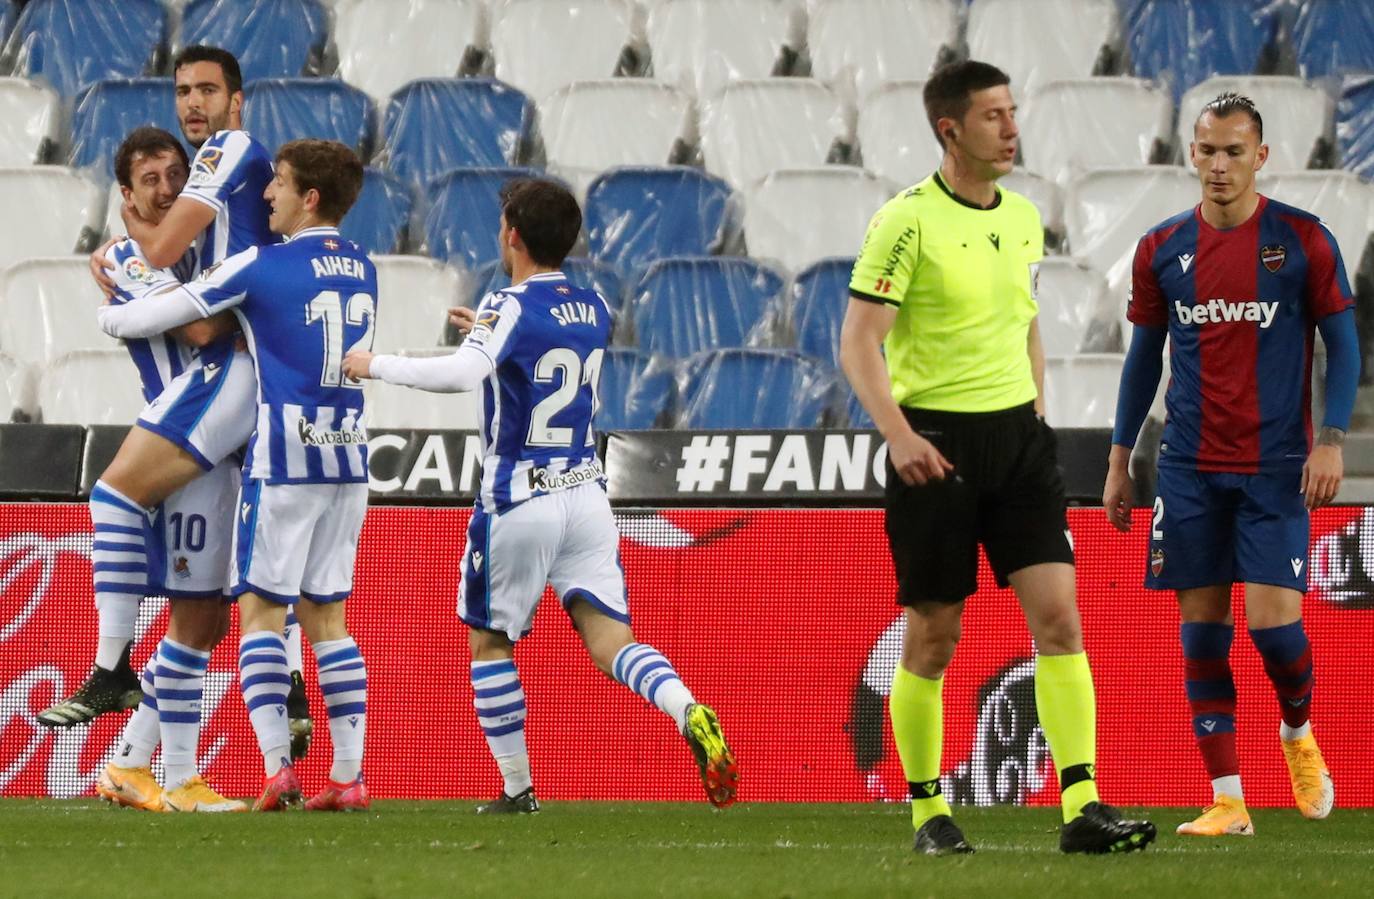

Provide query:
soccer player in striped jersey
left=343, top=178, right=739, bottom=813
left=47, top=46, right=315, bottom=761
left=100, top=140, right=375, bottom=812
left=1106, top=93, right=1358, bottom=836
left=84, top=127, right=245, bottom=813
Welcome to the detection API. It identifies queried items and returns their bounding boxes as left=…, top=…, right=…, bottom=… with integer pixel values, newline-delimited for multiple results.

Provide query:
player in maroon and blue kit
left=1104, top=93, right=1359, bottom=837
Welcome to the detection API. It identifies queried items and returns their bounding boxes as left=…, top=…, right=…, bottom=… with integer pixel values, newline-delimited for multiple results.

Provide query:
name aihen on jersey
left=174, top=228, right=377, bottom=485
left=468, top=273, right=613, bottom=513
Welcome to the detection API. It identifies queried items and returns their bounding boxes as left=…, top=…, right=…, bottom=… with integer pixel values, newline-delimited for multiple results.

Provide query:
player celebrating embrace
left=98, top=141, right=377, bottom=812
left=343, top=178, right=738, bottom=813
left=1106, top=93, right=1358, bottom=836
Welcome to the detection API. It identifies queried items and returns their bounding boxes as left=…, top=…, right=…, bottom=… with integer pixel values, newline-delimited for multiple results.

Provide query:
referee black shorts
left=885, top=401, right=1074, bottom=605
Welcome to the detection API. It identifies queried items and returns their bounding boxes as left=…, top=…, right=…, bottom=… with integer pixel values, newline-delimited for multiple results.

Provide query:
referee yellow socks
left=1035, top=651, right=1101, bottom=823
left=890, top=665, right=950, bottom=830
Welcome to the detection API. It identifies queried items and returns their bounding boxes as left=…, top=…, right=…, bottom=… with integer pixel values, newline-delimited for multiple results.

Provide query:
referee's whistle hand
left=890, top=432, right=953, bottom=486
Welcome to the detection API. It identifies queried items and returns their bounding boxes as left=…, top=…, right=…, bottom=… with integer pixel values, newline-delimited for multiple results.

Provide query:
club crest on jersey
left=173, top=556, right=191, bottom=580
left=122, top=256, right=156, bottom=284
left=1261, top=244, right=1287, bottom=272
left=1150, top=548, right=1165, bottom=577
left=189, top=147, right=223, bottom=185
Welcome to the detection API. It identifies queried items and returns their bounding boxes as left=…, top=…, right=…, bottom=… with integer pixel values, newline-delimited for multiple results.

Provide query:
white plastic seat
left=967, top=0, right=1119, bottom=98
left=700, top=78, right=846, bottom=188
left=0, top=351, right=37, bottom=420
left=1179, top=76, right=1331, bottom=174
left=1001, top=171, right=1064, bottom=240
left=856, top=81, right=942, bottom=188
left=1035, top=257, right=1113, bottom=355
left=0, top=77, right=59, bottom=166
left=0, top=167, right=103, bottom=270
left=540, top=80, right=694, bottom=197
left=646, top=0, right=800, bottom=100
left=491, top=0, right=640, bottom=102
left=334, top=0, right=486, bottom=102
left=744, top=167, right=892, bottom=273
left=1065, top=166, right=1199, bottom=285
left=39, top=349, right=144, bottom=425
left=0, top=256, right=119, bottom=367
left=372, top=256, right=465, bottom=351
left=363, top=351, right=481, bottom=429
left=807, top=0, right=957, bottom=103
left=1022, top=79, right=1173, bottom=185
left=1257, top=171, right=1374, bottom=274
left=1043, top=353, right=1124, bottom=429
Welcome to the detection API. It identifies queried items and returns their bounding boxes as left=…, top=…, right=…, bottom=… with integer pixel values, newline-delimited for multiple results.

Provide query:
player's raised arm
left=123, top=192, right=217, bottom=270
left=346, top=294, right=518, bottom=392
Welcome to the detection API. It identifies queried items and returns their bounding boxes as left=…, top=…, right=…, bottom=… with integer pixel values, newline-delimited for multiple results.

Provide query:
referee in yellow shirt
left=840, top=60, right=1156, bottom=856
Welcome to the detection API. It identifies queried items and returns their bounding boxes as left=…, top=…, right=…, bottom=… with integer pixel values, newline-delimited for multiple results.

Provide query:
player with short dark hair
left=840, top=59, right=1155, bottom=855
left=98, top=139, right=378, bottom=812
left=342, top=177, right=739, bottom=813
left=1106, top=92, right=1358, bottom=837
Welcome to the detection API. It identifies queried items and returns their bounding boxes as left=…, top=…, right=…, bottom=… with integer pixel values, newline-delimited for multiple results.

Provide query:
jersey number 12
left=307, top=290, right=376, bottom=388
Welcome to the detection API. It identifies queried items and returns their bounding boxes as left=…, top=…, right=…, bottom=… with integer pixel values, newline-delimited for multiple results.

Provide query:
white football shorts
left=230, top=480, right=368, bottom=605
left=137, top=348, right=256, bottom=470
left=150, top=458, right=239, bottom=598
left=458, top=483, right=628, bottom=642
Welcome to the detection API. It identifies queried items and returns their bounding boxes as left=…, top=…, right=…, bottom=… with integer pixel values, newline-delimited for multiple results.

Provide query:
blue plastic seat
left=1295, top=0, right=1374, bottom=80
left=422, top=167, right=539, bottom=271
left=1338, top=77, right=1374, bottom=182
left=1123, top=0, right=1278, bottom=101
left=790, top=257, right=854, bottom=366
left=677, top=349, right=835, bottom=429
left=472, top=258, right=625, bottom=313
left=6, top=0, right=165, bottom=97
left=242, top=78, right=375, bottom=158
left=596, top=348, right=676, bottom=431
left=67, top=78, right=178, bottom=180
left=631, top=257, right=784, bottom=359
left=585, top=167, right=735, bottom=272
left=339, top=167, right=413, bottom=255
left=382, top=78, right=532, bottom=189
left=179, top=0, right=328, bottom=84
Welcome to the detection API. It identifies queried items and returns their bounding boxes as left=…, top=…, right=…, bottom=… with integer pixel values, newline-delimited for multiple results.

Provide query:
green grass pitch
left=2, top=800, right=1372, bottom=898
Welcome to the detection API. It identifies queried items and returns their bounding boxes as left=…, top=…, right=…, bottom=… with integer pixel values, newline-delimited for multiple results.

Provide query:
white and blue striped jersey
left=469, top=272, right=612, bottom=512
left=105, top=238, right=214, bottom=402
left=181, top=129, right=276, bottom=269
left=172, top=227, right=378, bottom=485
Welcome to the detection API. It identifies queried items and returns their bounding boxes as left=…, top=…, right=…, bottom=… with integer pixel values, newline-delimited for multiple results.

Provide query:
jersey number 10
left=307, top=290, right=376, bottom=388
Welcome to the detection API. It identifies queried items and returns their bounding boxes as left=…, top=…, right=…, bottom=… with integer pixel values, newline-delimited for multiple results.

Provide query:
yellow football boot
left=1282, top=732, right=1334, bottom=820
left=1176, top=795, right=1254, bottom=836
left=96, top=764, right=166, bottom=812
left=163, top=776, right=247, bottom=813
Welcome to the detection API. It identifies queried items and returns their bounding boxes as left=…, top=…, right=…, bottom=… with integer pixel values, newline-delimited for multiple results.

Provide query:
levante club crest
left=1261, top=244, right=1287, bottom=273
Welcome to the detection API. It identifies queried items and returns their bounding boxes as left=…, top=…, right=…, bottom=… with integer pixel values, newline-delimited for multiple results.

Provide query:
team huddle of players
left=36, top=45, right=737, bottom=815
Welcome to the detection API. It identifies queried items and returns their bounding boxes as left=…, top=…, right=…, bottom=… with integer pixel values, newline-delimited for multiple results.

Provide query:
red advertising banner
left=2, top=504, right=1371, bottom=806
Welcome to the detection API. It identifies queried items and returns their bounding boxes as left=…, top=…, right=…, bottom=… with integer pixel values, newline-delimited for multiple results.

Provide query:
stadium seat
left=967, top=0, right=1119, bottom=98
left=1034, top=257, right=1115, bottom=355
left=539, top=80, right=694, bottom=198
left=1064, top=166, right=1198, bottom=285
left=491, top=0, right=641, bottom=102
left=631, top=256, right=784, bottom=358
left=0, top=167, right=103, bottom=270
left=362, top=354, right=481, bottom=429
left=742, top=167, right=890, bottom=274
left=0, top=256, right=120, bottom=367
left=646, top=0, right=801, bottom=101
left=1178, top=77, right=1331, bottom=173
left=1257, top=172, right=1374, bottom=276
left=0, top=77, right=58, bottom=166
left=380, top=79, right=533, bottom=189
left=1001, top=171, right=1064, bottom=245
left=1043, top=353, right=1124, bottom=429
left=700, top=78, right=847, bottom=189
left=68, top=78, right=178, bottom=181
left=371, top=256, right=465, bottom=352
left=178, top=0, right=328, bottom=83
left=333, top=0, right=485, bottom=103
left=421, top=167, right=540, bottom=273
left=789, top=257, right=854, bottom=366
left=585, top=166, right=737, bottom=272
left=856, top=81, right=941, bottom=188
left=242, top=78, right=375, bottom=158
left=3, top=0, right=165, bottom=97
left=1021, top=79, right=1172, bottom=185
left=1337, top=76, right=1374, bottom=182
left=339, top=167, right=414, bottom=255
left=676, top=348, right=835, bottom=428
left=0, top=349, right=36, bottom=421
left=472, top=258, right=626, bottom=316
left=596, top=347, right=676, bottom=430
left=807, top=0, right=956, bottom=103
left=1123, top=0, right=1279, bottom=101
left=1294, top=0, right=1374, bottom=81
left=38, top=349, right=144, bottom=425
